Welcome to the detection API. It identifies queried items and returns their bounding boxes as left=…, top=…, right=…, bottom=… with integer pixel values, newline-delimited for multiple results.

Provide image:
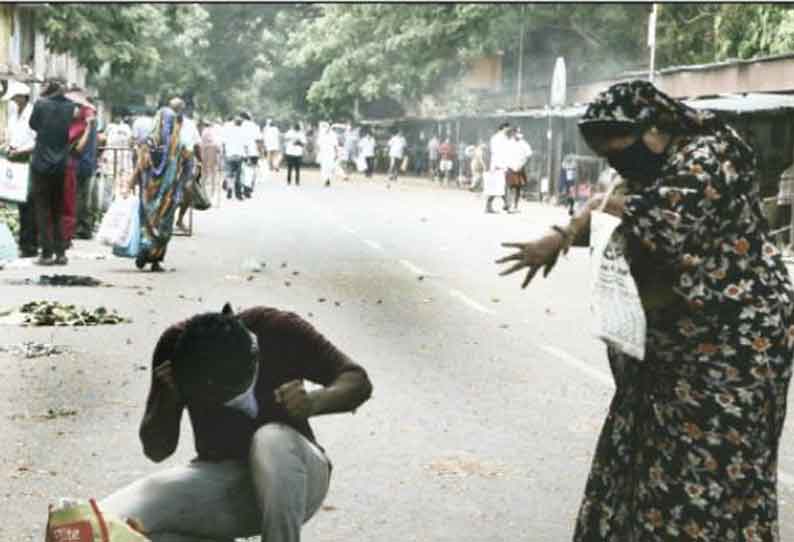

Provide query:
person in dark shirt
left=28, top=77, right=78, bottom=265
left=101, top=303, right=373, bottom=542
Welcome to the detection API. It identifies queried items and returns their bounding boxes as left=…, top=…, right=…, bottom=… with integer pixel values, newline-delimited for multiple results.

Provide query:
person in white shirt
left=263, top=119, right=281, bottom=172
left=132, top=112, right=154, bottom=145
left=505, top=129, right=533, bottom=213
left=387, top=129, right=406, bottom=182
left=485, top=122, right=512, bottom=213
left=316, top=122, right=338, bottom=187
left=358, top=131, right=376, bottom=178
left=2, top=80, right=37, bottom=257
left=283, top=123, right=307, bottom=186
left=239, top=111, right=260, bottom=198
left=175, top=110, right=203, bottom=232
left=222, top=115, right=248, bottom=199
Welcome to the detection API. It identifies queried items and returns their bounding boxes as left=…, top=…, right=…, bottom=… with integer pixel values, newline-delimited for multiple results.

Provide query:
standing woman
left=497, top=80, right=794, bottom=541
left=128, top=97, right=188, bottom=272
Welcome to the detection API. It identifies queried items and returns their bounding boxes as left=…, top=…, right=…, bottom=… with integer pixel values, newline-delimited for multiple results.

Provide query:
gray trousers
left=100, top=424, right=331, bottom=542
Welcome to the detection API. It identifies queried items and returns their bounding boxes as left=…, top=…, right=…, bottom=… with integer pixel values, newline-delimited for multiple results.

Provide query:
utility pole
left=516, top=5, right=526, bottom=108
left=648, top=3, right=658, bottom=82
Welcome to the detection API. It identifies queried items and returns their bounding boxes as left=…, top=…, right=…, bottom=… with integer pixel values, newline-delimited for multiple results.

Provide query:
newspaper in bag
left=589, top=186, right=646, bottom=359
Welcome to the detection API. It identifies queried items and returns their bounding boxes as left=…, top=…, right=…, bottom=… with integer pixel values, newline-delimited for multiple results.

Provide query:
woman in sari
left=498, top=80, right=794, bottom=541
left=126, top=98, right=188, bottom=272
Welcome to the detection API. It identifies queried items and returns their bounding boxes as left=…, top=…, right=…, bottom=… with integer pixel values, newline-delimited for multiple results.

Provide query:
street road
left=2, top=167, right=794, bottom=541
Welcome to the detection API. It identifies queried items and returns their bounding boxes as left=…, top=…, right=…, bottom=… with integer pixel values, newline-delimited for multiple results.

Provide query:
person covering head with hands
left=101, top=302, right=373, bottom=542
left=497, top=80, right=794, bottom=541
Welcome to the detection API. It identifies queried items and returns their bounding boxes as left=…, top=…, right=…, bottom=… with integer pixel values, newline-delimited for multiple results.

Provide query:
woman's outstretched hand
left=496, top=230, right=567, bottom=288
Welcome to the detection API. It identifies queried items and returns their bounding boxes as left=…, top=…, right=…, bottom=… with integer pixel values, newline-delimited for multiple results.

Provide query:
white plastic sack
left=483, top=169, right=506, bottom=196
left=97, top=196, right=138, bottom=247
left=0, top=156, right=30, bottom=203
left=589, top=199, right=646, bottom=360
left=241, top=163, right=255, bottom=189
left=0, top=222, right=17, bottom=264
left=355, top=155, right=367, bottom=173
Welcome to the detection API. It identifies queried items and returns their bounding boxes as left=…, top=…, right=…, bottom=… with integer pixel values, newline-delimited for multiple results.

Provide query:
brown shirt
left=140, top=307, right=367, bottom=461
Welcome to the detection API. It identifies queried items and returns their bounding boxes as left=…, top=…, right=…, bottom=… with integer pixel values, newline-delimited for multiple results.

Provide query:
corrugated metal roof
left=684, top=93, right=794, bottom=114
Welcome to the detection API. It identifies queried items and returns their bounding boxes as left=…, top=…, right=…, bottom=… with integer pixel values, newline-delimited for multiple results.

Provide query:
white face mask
left=223, top=331, right=260, bottom=418
left=223, top=363, right=259, bottom=418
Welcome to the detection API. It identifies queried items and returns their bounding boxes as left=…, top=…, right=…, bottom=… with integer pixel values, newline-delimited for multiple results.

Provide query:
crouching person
left=101, top=303, right=373, bottom=542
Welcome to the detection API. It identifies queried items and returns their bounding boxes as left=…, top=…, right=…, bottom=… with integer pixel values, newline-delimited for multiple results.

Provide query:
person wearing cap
left=2, top=80, right=38, bottom=257
left=498, top=80, right=794, bottom=541
left=28, top=77, right=78, bottom=265
left=100, top=302, right=373, bottom=542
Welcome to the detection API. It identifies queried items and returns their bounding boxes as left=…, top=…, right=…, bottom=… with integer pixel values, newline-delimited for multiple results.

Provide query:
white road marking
left=539, top=345, right=614, bottom=387
left=400, top=259, right=428, bottom=276
left=362, top=239, right=384, bottom=251
left=538, top=344, right=794, bottom=490
left=340, top=225, right=357, bottom=235
left=449, top=289, right=495, bottom=315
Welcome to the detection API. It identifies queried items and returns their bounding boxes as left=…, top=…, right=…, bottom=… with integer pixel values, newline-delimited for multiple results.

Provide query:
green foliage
left=34, top=3, right=794, bottom=120
left=36, top=5, right=160, bottom=76
left=655, top=4, right=794, bottom=68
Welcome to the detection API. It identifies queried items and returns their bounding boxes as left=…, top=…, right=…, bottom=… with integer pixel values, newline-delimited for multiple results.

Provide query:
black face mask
left=606, top=138, right=666, bottom=182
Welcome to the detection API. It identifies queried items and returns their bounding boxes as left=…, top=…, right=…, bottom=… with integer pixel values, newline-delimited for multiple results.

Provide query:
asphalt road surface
left=2, top=167, right=794, bottom=541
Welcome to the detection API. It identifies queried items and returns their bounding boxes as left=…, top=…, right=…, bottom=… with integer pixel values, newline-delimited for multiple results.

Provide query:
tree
left=282, top=4, right=650, bottom=115
left=35, top=5, right=160, bottom=77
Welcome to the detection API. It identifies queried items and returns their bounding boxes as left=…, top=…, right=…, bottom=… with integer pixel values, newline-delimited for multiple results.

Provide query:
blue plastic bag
left=112, top=202, right=141, bottom=259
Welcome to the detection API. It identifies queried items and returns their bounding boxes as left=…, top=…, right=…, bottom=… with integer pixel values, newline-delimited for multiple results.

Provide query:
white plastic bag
left=0, top=155, right=30, bottom=203
left=589, top=182, right=646, bottom=359
left=483, top=169, right=506, bottom=196
left=241, top=163, right=255, bottom=189
left=0, top=221, right=17, bottom=264
left=97, top=196, right=138, bottom=247
left=355, top=155, right=367, bottom=173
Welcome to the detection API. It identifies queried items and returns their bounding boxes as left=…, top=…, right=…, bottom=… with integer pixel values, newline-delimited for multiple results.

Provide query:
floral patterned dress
left=574, top=81, right=794, bottom=541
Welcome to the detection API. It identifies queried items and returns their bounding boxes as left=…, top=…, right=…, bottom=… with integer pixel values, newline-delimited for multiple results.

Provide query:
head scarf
left=580, top=80, right=754, bottom=166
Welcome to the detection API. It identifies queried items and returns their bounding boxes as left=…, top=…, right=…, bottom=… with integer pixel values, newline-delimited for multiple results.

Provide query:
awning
left=684, top=93, right=794, bottom=114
